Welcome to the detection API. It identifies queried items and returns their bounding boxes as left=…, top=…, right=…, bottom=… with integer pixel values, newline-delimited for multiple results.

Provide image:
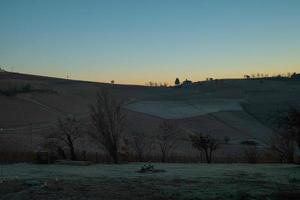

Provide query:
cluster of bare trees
left=238, top=107, right=300, bottom=164
left=127, top=121, right=221, bottom=163
left=47, top=90, right=126, bottom=163
left=47, top=90, right=221, bottom=164
left=46, top=116, right=82, bottom=161
left=47, top=90, right=300, bottom=164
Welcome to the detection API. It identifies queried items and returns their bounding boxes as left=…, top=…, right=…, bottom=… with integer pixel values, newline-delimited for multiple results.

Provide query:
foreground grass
left=0, top=163, right=299, bottom=200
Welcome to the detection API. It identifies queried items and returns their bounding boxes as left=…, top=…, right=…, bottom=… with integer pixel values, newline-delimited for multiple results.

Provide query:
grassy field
left=0, top=163, right=299, bottom=200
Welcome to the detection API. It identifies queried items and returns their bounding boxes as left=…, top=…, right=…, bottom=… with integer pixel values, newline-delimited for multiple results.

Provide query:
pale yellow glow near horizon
left=1, top=0, right=300, bottom=86
left=15, top=63, right=299, bottom=86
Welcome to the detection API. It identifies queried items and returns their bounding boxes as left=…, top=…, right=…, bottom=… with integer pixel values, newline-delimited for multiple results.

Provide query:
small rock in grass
left=136, top=164, right=166, bottom=173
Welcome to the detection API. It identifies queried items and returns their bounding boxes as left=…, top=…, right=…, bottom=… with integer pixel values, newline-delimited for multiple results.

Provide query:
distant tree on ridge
left=175, top=78, right=180, bottom=86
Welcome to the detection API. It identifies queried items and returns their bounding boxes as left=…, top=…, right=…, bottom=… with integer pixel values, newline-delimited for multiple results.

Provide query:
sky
left=0, top=0, right=299, bottom=85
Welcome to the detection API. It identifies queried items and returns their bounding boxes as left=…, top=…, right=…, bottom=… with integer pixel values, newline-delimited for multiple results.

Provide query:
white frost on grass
left=1, top=163, right=299, bottom=200
left=1, top=163, right=299, bottom=183
left=125, top=99, right=243, bottom=119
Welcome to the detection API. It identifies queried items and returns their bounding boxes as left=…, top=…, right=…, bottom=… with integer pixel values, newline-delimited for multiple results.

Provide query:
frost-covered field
left=125, top=99, right=243, bottom=119
left=0, top=163, right=299, bottom=200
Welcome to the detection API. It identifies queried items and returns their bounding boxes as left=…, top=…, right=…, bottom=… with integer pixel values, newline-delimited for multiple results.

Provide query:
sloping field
left=210, top=111, right=274, bottom=144
left=1, top=72, right=300, bottom=156
left=125, top=99, right=243, bottom=119
left=0, top=95, right=58, bottom=127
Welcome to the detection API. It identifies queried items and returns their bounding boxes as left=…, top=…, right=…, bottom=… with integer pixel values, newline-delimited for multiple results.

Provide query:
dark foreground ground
left=0, top=163, right=299, bottom=200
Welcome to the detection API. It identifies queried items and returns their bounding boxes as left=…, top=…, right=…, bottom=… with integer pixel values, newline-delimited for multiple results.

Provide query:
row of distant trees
left=145, top=81, right=168, bottom=87
left=244, top=72, right=299, bottom=79
left=47, top=90, right=300, bottom=164
left=145, top=72, right=300, bottom=88
left=146, top=78, right=190, bottom=87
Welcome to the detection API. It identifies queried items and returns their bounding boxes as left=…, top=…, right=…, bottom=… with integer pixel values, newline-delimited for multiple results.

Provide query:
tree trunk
left=69, top=144, right=77, bottom=161
left=138, top=153, right=143, bottom=162
left=205, top=150, right=211, bottom=163
left=67, top=135, right=77, bottom=161
left=161, top=150, right=166, bottom=163
left=287, top=152, right=294, bottom=163
left=110, top=149, right=120, bottom=164
left=57, top=147, right=66, bottom=159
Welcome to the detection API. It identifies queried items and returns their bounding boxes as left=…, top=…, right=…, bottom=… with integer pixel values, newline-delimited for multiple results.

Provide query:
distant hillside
left=0, top=72, right=299, bottom=157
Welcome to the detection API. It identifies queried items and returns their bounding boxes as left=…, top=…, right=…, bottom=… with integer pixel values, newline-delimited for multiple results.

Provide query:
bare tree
left=156, top=120, right=181, bottom=162
left=129, top=131, right=153, bottom=162
left=272, top=131, right=295, bottom=163
left=89, top=90, right=126, bottom=164
left=283, top=108, right=300, bottom=148
left=48, top=116, right=82, bottom=161
left=271, top=107, right=300, bottom=163
left=190, top=133, right=219, bottom=163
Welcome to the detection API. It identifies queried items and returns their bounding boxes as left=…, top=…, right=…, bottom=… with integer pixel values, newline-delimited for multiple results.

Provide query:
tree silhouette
left=129, top=131, right=153, bottom=162
left=271, top=107, right=300, bottom=163
left=48, top=116, right=82, bottom=161
left=190, top=133, right=219, bottom=163
left=89, top=90, right=126, bottom=164
left=174, top=78, right=180, bottom=86
left=156, top=120, right=181, bottom=162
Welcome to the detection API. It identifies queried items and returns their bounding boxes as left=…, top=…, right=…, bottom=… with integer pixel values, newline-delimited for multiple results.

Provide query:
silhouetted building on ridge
left=291, top=73, right=300, bottom=80
left=182, top=79, right=192, bottom=86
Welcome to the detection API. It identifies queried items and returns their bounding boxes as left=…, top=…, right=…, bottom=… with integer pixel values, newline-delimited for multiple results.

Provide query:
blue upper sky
left=0, top=0, right=299, bottom=84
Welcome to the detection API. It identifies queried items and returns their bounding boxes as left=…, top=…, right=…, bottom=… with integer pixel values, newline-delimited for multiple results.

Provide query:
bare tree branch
left=89, top=90, right=126, bottom=164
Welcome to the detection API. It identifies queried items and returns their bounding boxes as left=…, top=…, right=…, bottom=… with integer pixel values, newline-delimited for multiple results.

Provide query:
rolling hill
left=0, top=72, right=299, bottom=160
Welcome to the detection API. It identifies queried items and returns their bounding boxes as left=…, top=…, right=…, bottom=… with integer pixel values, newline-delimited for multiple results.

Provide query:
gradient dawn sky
left=0, top=0, right=299, bottom=84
